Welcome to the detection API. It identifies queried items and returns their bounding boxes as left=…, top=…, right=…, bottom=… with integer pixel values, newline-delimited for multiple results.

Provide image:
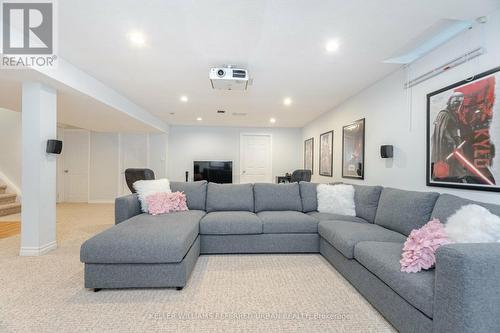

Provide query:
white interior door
left=62, top=130, right=89, bottom=202
left=240, top=134, right=272, bottom=183
left=120, top=134, right=148, bottom=195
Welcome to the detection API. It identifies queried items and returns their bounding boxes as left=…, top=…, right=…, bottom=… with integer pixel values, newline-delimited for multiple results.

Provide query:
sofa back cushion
left=170, top=181, right=207, bottom=211
left=431, top=193, right=500, bottom=222
left=299, top=181, right=318, bottom=212
left=206, top=183, right=254, bottom=212
left=375, top=188, right=439, bottom=236
left=254, top=183, right=303, bottom=212
left=352, top=184, right=383, bottom=223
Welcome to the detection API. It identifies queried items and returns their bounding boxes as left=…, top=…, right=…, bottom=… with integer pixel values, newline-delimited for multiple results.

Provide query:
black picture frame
left=342, top=118, right=365, bottom=179
left=319, top=130, right=333, bottom=177
left=426, top=66, right=500, bottom=192
left=304, top=137, right=314, bottom=174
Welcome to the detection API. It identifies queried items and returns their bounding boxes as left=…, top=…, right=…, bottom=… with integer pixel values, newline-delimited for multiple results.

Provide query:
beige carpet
left=0, top=204, right=395, bottom=332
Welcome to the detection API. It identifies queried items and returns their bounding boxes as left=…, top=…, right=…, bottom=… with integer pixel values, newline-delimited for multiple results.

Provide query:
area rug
left=0, top=204, right=395, bottom=332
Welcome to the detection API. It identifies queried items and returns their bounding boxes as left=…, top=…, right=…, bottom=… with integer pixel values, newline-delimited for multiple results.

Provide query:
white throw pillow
left=317, top=184, right=356, bottom=216
left=133, top=179, right=171, bottom=213
left=445, top=204, right=500, bottom=243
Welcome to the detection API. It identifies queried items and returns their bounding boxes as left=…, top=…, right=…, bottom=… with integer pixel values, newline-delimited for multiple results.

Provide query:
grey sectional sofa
left=80, top=181, right=500, bottom=333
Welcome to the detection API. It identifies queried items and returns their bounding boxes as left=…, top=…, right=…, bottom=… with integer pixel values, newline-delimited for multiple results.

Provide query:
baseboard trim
left=87, top=200, right=114, bottom=204
left=20, top=241, right=57, bottom=256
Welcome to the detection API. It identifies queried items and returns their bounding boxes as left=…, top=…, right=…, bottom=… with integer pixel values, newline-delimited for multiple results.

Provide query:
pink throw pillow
left=146, top=191, right=188, bottom=215
left=400, top=218, right=451, bottom=273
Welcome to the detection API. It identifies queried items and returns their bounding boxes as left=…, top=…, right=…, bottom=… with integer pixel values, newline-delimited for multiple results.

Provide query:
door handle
left=64, top=170, right=69, bottom=173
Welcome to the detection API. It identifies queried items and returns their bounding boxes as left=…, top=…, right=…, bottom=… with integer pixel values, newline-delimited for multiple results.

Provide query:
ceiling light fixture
left=283, top=97, right=292, bottom=106
left=196, top=117, right=203, bottom=121
left=270, top=118, right=276, bottom=124
left=128, top=31, right=146, bottom=46
left=325, top=39, right=340, bottom=53
left=180, top=95, right=188, bottom=102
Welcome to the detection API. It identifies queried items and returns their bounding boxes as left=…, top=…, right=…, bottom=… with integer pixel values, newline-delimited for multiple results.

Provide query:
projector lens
left=217, top=69, right=225, bottom=77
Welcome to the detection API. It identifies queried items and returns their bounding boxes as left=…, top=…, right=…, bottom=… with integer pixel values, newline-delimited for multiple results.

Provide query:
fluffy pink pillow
left=146, top=191, right=188, bottom=215
left=400, top=219, right=451, bottom=273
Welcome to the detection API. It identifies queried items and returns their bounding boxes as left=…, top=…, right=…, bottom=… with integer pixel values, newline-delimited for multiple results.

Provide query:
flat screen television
left=193, top=161, right=233, bottom=183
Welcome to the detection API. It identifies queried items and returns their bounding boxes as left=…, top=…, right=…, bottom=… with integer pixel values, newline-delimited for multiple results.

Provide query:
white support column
left=20, top=83, right=58, bottom=256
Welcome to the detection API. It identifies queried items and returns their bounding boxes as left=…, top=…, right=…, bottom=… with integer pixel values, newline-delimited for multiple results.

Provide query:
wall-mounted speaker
left=46, top=140, right=63, bottom=154
left=380, top=145, right=393, bottom=158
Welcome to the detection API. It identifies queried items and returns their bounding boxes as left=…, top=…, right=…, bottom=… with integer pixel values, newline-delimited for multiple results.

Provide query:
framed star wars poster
left=342, top=118, right=365, bottom=179
left=427, top=66, right=500, bottom=192
left=304, top=137, right=314, bottom=174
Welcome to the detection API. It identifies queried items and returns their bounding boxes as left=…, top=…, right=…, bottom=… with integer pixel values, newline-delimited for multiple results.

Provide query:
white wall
left=89, top=132, right=119, bottom=202
left=302, top=9, right=500, bottom=204
left=0, top=108, right=22, bottom=194
left=168, top=126, right=301, bottom=183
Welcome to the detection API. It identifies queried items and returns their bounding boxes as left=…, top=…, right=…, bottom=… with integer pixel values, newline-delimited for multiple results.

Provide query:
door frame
left=60, top=128, right=90, bottom=203
left=239, top=133, right=273, bottom=183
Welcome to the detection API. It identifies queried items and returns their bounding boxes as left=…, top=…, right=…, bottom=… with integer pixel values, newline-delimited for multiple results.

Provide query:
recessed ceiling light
left=283, top=97, right=292, bottom=106
left=325, top=39, right=340, bottom=53
left=128, top=31, right=146, bottom=46
left=270, top=118, right=276, bottom=123
left=180, top=95, right=188, bottom=102
left=196, top=117, right=203, bottom=121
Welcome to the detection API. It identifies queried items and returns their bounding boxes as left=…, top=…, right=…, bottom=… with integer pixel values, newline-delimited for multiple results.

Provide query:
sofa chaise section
left=80, top=181, right=208, bottom=290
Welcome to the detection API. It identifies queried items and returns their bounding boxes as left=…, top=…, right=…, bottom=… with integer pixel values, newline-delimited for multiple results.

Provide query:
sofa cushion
left=258, top=211, right=318, bottom=234
left=352, top=184, right=383, bottom=223
left=206, top=183, right=254, bottom=213
left=254, top=183, right=303, bottom=212
left=170, top=181, right=207, bottom=211
left=354, top=241, right=435, bottom=318
left=299, top=181, right=318, bottom=212
left=80, top=210, right=205, bottom=264
left=318, top=220, right=406, bottom=259
left=200, top=211, right=262, bottom=235
left=307, top=211, right=368, bottom=224
left=431, top=193, right=500, bottom=222
left=375, top=188, right=439, bottom=236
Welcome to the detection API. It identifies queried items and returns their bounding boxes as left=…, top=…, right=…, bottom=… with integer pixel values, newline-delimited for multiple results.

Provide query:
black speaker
left=46, top=140, right=63, bottom=154
left=380, top=145, right=393, bottom=158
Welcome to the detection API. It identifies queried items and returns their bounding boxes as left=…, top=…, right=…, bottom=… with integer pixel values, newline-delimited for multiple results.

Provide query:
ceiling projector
left=209, top=66, right=249, bottom=91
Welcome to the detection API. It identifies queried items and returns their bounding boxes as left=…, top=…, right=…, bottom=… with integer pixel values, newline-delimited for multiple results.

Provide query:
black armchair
left=290, top=169, right=312, bottom=182
left=125, top=168, right=155, bottom=193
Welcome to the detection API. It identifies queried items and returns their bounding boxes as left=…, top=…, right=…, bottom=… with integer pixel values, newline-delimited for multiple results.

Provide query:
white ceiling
left=0, top=74, right=161, bottom=133
left=2, top=0, right=499, bottom=130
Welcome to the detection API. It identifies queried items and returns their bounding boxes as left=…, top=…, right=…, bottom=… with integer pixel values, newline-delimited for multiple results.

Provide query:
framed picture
left=342, top=118, right=365, bottom=179
left=427, top=66, right=500, bottom=192
left=304, top=137, right=314, bottom=174
left=319, top=130, right=333, bottom=176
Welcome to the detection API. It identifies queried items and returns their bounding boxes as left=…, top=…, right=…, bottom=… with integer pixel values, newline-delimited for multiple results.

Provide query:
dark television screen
left=194, top=161, right=233, bottom=183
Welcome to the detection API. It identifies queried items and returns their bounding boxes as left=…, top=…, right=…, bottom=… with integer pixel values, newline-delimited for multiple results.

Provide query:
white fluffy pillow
left=445, top=204, right=500, bottom=243
left=317, top=184, right=356, bottom=216
left=133, top=179, right=171, bottom=213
